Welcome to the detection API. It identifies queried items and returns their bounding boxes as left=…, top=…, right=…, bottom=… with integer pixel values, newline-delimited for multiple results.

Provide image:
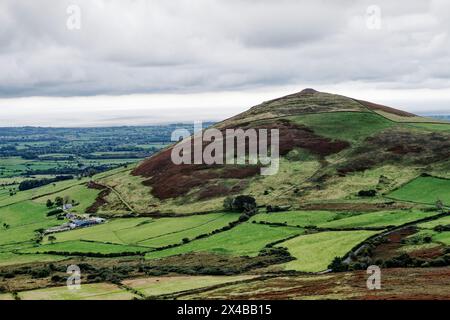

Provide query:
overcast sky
left=1, top=0, right=450, bottom=126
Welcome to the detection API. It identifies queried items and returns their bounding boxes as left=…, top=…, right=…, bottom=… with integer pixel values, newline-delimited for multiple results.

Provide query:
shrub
left=328, top=257, right=348, bottom=272
left=51, top=275, right=62, bottom=282
left=224, top=195, right=257, bottom=213
left=223, top=196, right=234, bottom=211
left=46, top=199, right=54, bottom=208
left=358, top=190, right=377, bottom=197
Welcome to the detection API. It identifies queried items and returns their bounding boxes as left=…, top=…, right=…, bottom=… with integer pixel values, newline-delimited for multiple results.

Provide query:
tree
left=328, top=256, right=348, bottom=272
left=231, top=195, right=256, bottom=213
left=46, top=199, right=54, bottom=208
left=55, top=197, right=64, bottom=207
left=223, top=196, right=233, bottom=211
left=48, top=235, right=57, bottom=244
left=358, top=190, right=377, bottom=197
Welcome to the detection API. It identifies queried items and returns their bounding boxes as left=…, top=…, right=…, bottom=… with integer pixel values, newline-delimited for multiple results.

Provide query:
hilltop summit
left=298, top=88, right=318, bottom=95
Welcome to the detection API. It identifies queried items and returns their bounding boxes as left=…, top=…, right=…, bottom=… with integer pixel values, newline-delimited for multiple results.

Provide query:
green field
left=250, top=209, right=437, bottom=229
left=43, top=213, right=240, bottom=248
left=418, top=215, right=450, bottom=229
left=18, top=283, right=137, bottom=300
left=0, top=166, right=130, bottom=208
left=0, top=252, right=66, bottom=267
left=34, top=184, right=101, bottom=213
left=408, top=123, right=450, bottom=132
left=289, top=112, right=393, bottom=144
left=388, top=176, right=450, bottom=205
left=123, top=275, right=255, bottom=297
left=277, top=231, right=379, bottom=272
left=414, top=215, right=450, bottom=246
left=0, top=201, right=59, bottom=246
left=317, top=210, right=438, bottom=229
left=146, top=223, right=302, bottom=259
left=21, top=240, right=151, bottom=255
left=250, top=210, right=338, bottom=227
left=43, top=218, right=151, bottom=245
left=0, top=178, right=89, bottom=207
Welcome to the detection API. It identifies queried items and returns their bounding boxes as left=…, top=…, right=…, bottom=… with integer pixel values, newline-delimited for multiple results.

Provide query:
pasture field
left=413, top=216, right=450, bottom=246
left=43, top=213, right=240, bottom=248
left=0, top=252, right=66, bottom=267
left=317, top=209, right=438, bottom=229
left=0, top=201, right=59, bottom=246
left=42, top=218, right=152, bottom=244
left=18, top=283, right=137, bottom=300
left=122, top=275, right=255, bottom=297
left=277, top=231, right=379, bottom=272
left=289, top=112, right=393, bottom=144
left=418, top=215, right=450, bottom=229
left=433, top=232, right=450, bottom=245
left=0, top=178, right=89, bottom=207
left=137, top=214, right=240, bottom=247
left=406, top=229, right=450, bottom=247
left=21, top=240, right=151, bottom=255
left=0, top=165, right=130, bottom=208
left=145, top=222, right=303, bottom=259
left=251, top=210, right=345, bottom=227
left=33, top=184, right=101, bottom=213
left=408, top=123, right=450, bottom=132
left=388, top=176, right=450, bottom=205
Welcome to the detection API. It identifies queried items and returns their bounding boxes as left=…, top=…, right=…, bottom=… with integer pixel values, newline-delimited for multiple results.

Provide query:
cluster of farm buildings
left=44, top=212, right=106, bottom=235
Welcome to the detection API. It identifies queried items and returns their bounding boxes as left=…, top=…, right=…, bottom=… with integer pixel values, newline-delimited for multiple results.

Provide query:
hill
left=0, top=89, right=449, bottom=300
left=92, top=89, right=450, bottom=215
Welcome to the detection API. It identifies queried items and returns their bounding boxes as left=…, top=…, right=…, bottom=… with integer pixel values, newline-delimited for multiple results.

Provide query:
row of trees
left=18, top=175, right=73, bottom=191
left=46, top=195, right=74, bottom=208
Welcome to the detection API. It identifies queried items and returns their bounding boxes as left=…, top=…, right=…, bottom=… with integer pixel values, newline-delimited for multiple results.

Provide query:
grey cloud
left=0, top=0, right=450, bottom=97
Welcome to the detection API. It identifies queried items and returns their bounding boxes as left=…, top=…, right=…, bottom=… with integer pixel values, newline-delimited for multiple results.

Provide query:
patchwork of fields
left=41, top=213, right=240, bottom=248
left=146, top=222, right=303, bottom=259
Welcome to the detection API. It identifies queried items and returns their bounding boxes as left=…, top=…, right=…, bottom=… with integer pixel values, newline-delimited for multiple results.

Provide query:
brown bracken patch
left=408, top=245, right=445, bottom=260
left=85, top=181, right=111, bottom=213
left=86, top=188, right=111, bottom=214
left=133, top=119, right=350, bottom=200
left=371, top=226, right=417, bottom=260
